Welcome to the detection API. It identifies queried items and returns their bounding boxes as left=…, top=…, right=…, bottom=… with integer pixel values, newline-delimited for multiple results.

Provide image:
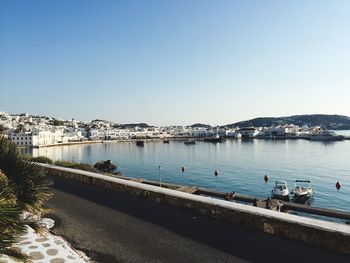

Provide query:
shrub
left=0, top=138, right=52, bottom=261
left=54, top=160, right=97, bottom=173
left=30, top=156, right=53, bottom=164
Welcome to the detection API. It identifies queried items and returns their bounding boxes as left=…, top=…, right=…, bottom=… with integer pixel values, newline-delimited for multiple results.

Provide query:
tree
left=0, top=138, right=52, bottom=214
left=0, top=170, right=28, bottom=262
left=0, top=124, right=7, bottom=134
left=14, top=124, right=25, bottom=133
left=53, top=120, right=64, bottom=126
left=0, top=137, right=52, bottom=261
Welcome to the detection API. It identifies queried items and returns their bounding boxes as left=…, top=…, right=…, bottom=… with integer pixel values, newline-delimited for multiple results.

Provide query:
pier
left=93, top=172, right=350, bottom=222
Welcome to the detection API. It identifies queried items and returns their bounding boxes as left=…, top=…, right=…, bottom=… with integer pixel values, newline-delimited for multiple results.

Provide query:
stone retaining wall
left=41, top=164, right=350, bottom=254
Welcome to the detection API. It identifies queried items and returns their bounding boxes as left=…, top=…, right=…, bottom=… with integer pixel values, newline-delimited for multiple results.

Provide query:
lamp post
left=158, top=165, right=162, bottom=188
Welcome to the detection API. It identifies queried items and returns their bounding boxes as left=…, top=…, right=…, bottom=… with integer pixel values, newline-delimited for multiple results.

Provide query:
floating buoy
left=336, top=181, right=341, bottom=190
left=214, top=170, right=218, bottom=176
left=264, top=175, right=269, bottom=182
left=181, top=166, right=185, bottom=172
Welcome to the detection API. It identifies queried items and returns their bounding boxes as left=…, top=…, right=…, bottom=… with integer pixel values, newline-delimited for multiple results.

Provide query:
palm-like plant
left=0, top=137, right=52, bottom=261
left=0, top=170, right=28, bottom=262
left=0, top=137, right=52, bottom=215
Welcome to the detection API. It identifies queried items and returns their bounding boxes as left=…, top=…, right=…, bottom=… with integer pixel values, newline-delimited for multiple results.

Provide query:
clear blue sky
left=1, top=0, right=349, bottom=125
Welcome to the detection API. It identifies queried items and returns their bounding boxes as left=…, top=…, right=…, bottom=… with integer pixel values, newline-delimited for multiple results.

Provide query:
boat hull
left=271, top=193, right=290, bottom=201
left=292, top=190, right=313, bottom=204
left=309, top=136, right=343, bottom=141
left=204, top=138, right=223, bottom=143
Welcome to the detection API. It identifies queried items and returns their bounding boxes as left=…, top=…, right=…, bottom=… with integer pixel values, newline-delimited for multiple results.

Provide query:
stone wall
left=41, top=164, right=350, bottom=254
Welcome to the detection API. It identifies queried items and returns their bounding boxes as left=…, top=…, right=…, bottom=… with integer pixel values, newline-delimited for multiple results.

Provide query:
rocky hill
left=225, top=114, right=350, bottom=130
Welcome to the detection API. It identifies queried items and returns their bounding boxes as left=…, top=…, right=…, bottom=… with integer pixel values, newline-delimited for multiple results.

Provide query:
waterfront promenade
left=49, top=176, right=349, bottom=263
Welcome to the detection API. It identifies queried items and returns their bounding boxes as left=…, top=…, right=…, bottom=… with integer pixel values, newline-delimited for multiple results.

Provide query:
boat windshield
left=275, top=181, right=287, bottom=189
left=294, top=181, right=311, bottom=189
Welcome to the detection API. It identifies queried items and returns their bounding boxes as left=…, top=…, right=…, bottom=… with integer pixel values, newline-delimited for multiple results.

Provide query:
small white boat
left=291, top=180, right=313, bottom=203
left=271, top=181, right=290, bottom=200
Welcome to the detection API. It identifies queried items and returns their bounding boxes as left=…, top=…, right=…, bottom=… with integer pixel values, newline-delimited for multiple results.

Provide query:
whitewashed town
left=0, top=110, right=345, bottom=148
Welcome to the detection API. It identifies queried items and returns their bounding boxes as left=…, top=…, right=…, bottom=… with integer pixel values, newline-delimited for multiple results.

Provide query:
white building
left=10, top=128, right=64, bottom=147
left=9, top=132, right=34, bottom=147
left=105, top=129, right=129, bottom=140
left=237, top=127, right=260, bottom=138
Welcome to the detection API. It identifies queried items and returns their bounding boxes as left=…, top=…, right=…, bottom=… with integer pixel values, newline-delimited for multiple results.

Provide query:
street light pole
left=158, top=165, right=162, bottom=188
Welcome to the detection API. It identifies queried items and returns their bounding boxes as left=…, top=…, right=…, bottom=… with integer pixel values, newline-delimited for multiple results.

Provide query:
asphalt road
left=48, top=177, right=349, bottom=263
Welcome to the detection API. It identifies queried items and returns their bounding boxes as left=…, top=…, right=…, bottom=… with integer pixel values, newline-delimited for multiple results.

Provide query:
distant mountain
left=189, top=123, right=212, bottom=129
left=117, top=123, right=153, bottom=129
left=225, top=114, right=350, bottom=130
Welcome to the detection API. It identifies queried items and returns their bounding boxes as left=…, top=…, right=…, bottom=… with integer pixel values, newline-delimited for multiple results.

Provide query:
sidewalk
left=0, top=225, right=90, bottom=263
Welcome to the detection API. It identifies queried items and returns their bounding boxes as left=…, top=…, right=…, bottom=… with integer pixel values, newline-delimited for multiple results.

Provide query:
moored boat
left=184, top=139, right=195, bottom=145
left=163, top=139, right=170, bottom=143
left=204, top=134, right=223, bottom=143
left=291, top=180, right=314, bottom=203
left=136, top=140, right=144, bottom=146
left=309, top=130, right=344, bottom=141
left=271, top=181, right=290, bottom=201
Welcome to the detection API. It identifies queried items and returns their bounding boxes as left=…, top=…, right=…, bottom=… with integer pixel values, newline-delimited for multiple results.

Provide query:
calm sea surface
left=28, top=130, right=350, bottom=212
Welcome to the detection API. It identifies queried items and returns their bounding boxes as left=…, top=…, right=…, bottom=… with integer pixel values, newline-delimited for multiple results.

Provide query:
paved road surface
left=48, top=177, right=349, bottom=263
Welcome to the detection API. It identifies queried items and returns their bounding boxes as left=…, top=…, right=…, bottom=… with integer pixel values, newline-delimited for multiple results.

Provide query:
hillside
left=225, top=114, right=350, bottom=130
left=189, top=123, right=212, bottom=129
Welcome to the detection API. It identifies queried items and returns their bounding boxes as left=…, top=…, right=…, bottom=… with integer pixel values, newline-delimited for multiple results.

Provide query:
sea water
left=28, top=131, right=350, bottom=212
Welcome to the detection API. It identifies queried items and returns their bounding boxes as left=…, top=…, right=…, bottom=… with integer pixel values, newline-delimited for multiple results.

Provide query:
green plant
left=0, top=138, right=52, bottom=261
left=30, top=156, right=53, bottom=164
left=54, top=160, right=97, bottom=172
left=0, top=138, right=52, bottom=214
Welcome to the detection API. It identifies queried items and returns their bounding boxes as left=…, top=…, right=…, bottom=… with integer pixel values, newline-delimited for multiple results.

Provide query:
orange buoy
left=181, top=166, right=185, bottom=172
left=214, top=170, right=218, bottom=176
left=264, top=175, right=269, bottom=182
left=336, top=181, right=341, bottom=190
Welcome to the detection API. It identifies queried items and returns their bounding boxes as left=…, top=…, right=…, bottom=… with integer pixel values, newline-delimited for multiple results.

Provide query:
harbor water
left=28, top=131, right=350, bottom=212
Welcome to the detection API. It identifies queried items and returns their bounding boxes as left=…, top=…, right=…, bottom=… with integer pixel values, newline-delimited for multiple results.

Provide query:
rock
left=93, top=160, right=117, bottom=173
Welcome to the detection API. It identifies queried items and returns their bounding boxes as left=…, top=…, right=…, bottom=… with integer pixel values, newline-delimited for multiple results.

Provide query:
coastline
left=18, top=133, right=350, bottom=149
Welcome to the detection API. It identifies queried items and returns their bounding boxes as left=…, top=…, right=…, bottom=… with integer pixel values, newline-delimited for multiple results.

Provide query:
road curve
left=48, top=177, right=349, bottom=263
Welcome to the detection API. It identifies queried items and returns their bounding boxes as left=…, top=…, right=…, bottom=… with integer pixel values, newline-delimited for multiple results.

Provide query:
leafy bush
left=0, top=138, right=52, bottom=261
left=54, top=160, right=97, bottom=172
left=30, top=156, right=53, bottom=164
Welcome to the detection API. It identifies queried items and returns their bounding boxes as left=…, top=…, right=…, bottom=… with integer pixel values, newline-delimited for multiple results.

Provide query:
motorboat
left=309, top=130, right=344, bottom=141
left=271, top=181, right=290, bottom=201
left=136, top=140, right=144, bottom=146
left=184, top=139, right=196, bottom=145
left=204, top=134, right=223, bottom=143
left=163, top=139, right=170, bottom=143
left=291, top=180, right=314, bottom=203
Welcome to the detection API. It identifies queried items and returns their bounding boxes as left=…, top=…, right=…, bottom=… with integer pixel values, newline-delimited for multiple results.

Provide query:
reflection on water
left=24, top=137, right=350, bottom=212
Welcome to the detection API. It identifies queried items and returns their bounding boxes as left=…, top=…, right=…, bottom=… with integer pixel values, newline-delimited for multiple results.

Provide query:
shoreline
left=19, top=134, right=350, bottom=149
